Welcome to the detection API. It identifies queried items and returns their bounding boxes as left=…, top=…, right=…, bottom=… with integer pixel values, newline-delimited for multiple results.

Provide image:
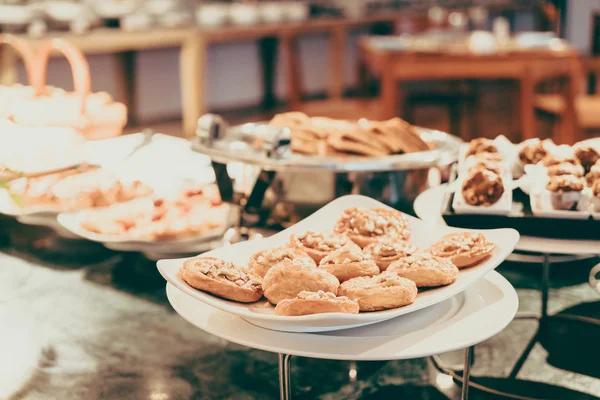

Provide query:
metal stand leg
left=541, top=253, right=550, bottom=320
left=278, top=353, right=292, bottom=400
left=461, top=346, right=474, bottom=400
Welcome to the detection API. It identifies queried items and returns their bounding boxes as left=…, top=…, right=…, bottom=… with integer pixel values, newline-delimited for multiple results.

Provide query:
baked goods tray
left=442, top=187, right=600, bottom=240
left=158, top=195, right=519, bottom=333
left=191, top=123, right=461, bottom=173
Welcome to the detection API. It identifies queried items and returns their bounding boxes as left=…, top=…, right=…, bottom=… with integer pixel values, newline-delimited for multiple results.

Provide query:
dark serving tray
left=442, top=188, right=600, bottom=241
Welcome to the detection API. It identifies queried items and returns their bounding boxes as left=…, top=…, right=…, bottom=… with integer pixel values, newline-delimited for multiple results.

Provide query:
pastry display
left=465, top=138, right=498, bottom=158
left=334, top=207, right=411, bottom=247
left=8, top=167, right=152, bottom=211
left=461, top=169, right=505, bottom=206
left=338, top=272, right=418, bottom=311
left=262, top=259, right=340, bottom=305
left=574, top=146, right=600, bottom=173
left=387, top=254, right=458, bottom=287
left=274, top=291, right=359, bottom=316
left=269, top=112, right=430, bottom=157
left=363, top=241, right=418, bottom=271
left=78, top=183, right=227, bottom=241
left=177, top=207, right=497, bottom=316
left=249, top=247, right=316, bottom=278
left=546, top=174, right=585, bottom=210
left=318, top=245, right=380, bottom=282
left=427, top=232, right=495, bottom=268
left=288, top=231, right=354, bottom=263
left=179, top=257, right=263, bottom=303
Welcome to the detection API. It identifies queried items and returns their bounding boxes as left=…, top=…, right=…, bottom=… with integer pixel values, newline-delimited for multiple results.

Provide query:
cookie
left=334, top=207, right=411, bottom=248
left=288, top=231, right=353, bottom=263
left=387, top=253, right=458, bottom=287
left=274, top=290, right=359, bottom=316
left=262, top=259, right=340, bottom=305
left=338, top=272, right=417, bottom=311
left=179, top=257, right=263, bottom=303
left=427, top=232, right=495, bottom=268
left=363, top=240, right=419, bottom=271
left=318, top=244, right=380, bottom=282
left=249, top=247, right=315, bottom=278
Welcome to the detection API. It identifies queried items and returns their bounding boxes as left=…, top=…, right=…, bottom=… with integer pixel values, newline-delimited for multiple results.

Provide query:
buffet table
left=358, top=38, right=583, bottom=144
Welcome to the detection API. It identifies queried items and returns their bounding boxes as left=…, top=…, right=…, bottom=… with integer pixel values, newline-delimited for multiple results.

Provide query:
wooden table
left=358, top=38, right=583, bottom=144
left=0, top=14, right=406, bottom=137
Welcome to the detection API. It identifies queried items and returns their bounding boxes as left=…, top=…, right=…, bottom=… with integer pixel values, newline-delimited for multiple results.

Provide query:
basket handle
left=33, top=39, right=91, bottom=113
left=0, top=34, right=37, bottom=85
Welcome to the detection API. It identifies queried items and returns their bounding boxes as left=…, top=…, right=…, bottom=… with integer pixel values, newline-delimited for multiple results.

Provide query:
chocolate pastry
left=546, top=162, right=585, bottom=177
left=518, top=138, right=552, bottom=165
left=465, top=138, right=498, bottom=158
left=461, top=169, right=505, bottom=206
left=574, top=146, right=600, bottom=173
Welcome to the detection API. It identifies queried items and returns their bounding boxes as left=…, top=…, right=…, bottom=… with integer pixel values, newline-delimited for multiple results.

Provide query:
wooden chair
left=535, top=57, right=600, bottom=138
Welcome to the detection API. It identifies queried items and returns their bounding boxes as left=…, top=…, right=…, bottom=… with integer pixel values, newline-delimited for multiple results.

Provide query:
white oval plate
left=157, top=195, right=519, bottom=333
left=165, top=270, right=518, bottom=360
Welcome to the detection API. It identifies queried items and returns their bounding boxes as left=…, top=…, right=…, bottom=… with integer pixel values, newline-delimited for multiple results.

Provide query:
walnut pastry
left=461, top=169, right=505, bottom=206
left=179, top=257, right=263, bottom=303
left=334, top=207, right=411, bottom=248
left=262, top=259, right=340, bottom=305
left=387, top=253, right=459, bottom=288
left=546, top=174, right=585, bottom=210
left=465, top=138, right=498, bottom=158
left=427, top=232, right=495, bottom=268
left=288, top=231, right=354, bottom=263
left=249, top=247, right=315, bottom=278
left=338, top=272, right=418, bottom=312
left=546, top=162, right=584, bottom=178
left=363, top=241, right=419, bottom=271
left=518, top=138, right=553, bottom=165
left=274, top=290, right=359, bottom=316
left=318, top=244, right=380, bottom=282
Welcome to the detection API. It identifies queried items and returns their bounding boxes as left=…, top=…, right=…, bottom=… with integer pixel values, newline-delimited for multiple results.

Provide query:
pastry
left=363, top=241, right=419, bottom=271
left=179, top=257, right=263, bottom=303
left=338, top=272, right=417, bottom=311
left=262, top=259, right=339, bottom=305
left=427, top=232, right=495, bottom=268
left=387, top=253, right=458, bottom=287
left=274, top=290, right=359, bottom=316
left=574, top=146, right=600, bottom=173
left=318, top=245, right=380, bottom=282
left=546, top=162, right=585, bottom=177
left=518, top=138, right=553, bottom=165
left=461, top=169, right=505, bottom=206
left=334, top=207, right=411, bottom=247
left=465, top=138, right=498, bottom=158
left=288, top=231, right=354, bottom=263
left=469, top=159, right=504, bottom=176
left=586, top=162, right=600, bottom=187
left=591, top=180, right=600, bottom=212
left=546, top=174, right=585, bottom=210
left=249, top=247, right=316, bottom=278
left=542, top=154, right=580, bottom=168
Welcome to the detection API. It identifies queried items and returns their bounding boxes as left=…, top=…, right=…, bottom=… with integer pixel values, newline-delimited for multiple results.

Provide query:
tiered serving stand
left=165, top=270, right=518, bottom=400
left=415, top=185, right=600, bottom=398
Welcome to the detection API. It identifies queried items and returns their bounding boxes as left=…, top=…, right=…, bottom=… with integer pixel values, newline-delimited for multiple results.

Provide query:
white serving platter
left=57, top=203, right=238, bottom=258
left=165, top=270, right=518, bottom=360
left=157, top=195, right=519, bottom=333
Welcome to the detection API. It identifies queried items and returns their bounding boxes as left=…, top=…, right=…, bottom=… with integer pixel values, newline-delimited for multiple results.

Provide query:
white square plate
left=157, top=195, right=519, bottom=333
